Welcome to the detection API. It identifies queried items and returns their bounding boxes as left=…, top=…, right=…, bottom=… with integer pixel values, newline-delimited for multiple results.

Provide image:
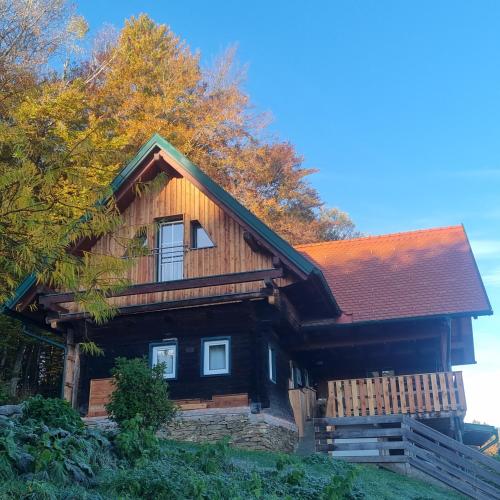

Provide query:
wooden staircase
left=315, top=415, right=500, bottom=499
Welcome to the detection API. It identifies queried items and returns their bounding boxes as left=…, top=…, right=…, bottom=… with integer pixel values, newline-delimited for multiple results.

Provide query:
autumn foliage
left=0, top=2, right=357, bottom=313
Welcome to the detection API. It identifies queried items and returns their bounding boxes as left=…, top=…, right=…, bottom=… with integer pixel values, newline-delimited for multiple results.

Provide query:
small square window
left=268, top=345, right=277, bottom=383
left=202, top=338, right=230, bottom=376
left=191, top=221, right=214, bottom=249
left=150, top=342, right=177, bottom=379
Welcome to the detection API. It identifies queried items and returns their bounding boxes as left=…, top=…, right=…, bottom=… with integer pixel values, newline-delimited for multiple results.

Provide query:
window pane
left=157, top=347, right=175, bottom=375
left=195, top=226, right=213, bottom=248
left=192, top=221, right=214, bottom=249
left=209, top=344, right=226, bottom=370
left=158, top=221, right=184, bottom=281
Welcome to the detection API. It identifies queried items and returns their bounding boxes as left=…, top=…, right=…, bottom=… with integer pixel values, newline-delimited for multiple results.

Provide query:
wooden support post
left=440, top=319, right=452, bottom=372
left=63, top=330, right=80, bottom=408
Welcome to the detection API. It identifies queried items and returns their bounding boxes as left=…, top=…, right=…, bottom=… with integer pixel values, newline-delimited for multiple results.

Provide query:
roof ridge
left=294, top=225, right=464, bottom=249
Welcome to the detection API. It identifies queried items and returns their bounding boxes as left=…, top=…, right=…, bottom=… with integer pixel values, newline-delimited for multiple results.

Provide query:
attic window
left=191, top=221, right=214, bottom=249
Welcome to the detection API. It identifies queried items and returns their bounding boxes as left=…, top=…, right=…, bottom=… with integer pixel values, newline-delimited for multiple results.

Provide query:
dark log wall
left=261, top=330, right=295, bottom=420
left=75, top=301, right=294, bottom=419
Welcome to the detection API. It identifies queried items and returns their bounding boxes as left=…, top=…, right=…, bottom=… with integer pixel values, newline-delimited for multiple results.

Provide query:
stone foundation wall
left=159, top=407, right=298, bottom=452
left=85, top=407, right=298, bottom=453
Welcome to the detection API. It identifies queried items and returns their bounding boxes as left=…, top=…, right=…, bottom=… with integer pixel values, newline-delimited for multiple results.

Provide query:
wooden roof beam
left=46, top=290, right=272, bottom=324
left=39, top=268, right=283, bottom=306
left=292, top=330, right=438, bottom=351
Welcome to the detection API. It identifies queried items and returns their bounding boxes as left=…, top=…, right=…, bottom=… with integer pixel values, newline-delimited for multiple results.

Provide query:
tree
left=0, top=9, right=358, bottom=321
left=79, top=14, right=358, bottom=244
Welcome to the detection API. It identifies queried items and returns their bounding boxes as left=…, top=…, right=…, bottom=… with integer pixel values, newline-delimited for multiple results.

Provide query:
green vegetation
left=106, top=357, right=176, bottom=431
left=21, top=395, right=84, bottom=432
left=0, top=396, right=462, bottom=499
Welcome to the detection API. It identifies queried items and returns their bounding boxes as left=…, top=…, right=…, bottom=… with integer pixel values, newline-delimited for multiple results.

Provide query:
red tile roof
left=295, top=225, right=492, bottom=323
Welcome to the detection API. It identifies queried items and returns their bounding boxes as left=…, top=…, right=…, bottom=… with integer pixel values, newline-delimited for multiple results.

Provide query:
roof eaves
left=460, top=224, right=494, bottom=315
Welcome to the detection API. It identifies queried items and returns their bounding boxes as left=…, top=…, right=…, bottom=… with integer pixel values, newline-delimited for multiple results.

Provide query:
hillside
left=0, top=433, right=464, bottom=499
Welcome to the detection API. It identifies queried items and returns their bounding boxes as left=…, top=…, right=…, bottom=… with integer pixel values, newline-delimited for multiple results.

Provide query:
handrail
left=315, top=414, right=500, bottom=498
left=404, top=416, right=500, bottom=499
left=326, top=371, right=466, bottom=417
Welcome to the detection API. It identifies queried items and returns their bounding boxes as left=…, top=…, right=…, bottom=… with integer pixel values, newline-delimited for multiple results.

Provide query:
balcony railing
left=326, top=371, right=466, bottom=418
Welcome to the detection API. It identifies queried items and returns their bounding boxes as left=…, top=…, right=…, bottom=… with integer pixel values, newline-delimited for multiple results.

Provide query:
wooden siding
left=326, top=371, right=466, bottom=418
left=87, top=377, right=249, bottom=417
left=62, top=175, right=293, bottom=312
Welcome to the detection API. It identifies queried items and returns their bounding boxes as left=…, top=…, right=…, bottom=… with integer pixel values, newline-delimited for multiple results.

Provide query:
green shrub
left=0, top=409, right=112, bottom=486
left=191, top=438, right=231, bottom=474
left=114, top=415, right=160, bottom=463
left=106, top=357, right=176, bottom=431
left=21, top=395, right=83, bottom=432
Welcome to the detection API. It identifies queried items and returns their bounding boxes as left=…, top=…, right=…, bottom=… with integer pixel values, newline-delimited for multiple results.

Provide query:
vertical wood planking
left=398, top=376, right=407, bottom=414
left=455, top=371, right=467, bottom=412
left=447, top=372, right=457, bottom=410
left=390, top=377, right=398, bottom=414
left=382, top=377, right=390, bottom=415
left=344, top=381, right=352, bottom=417
left=439, top=372, right=449, bottom=410
left=407, top=376, right=416, bottom=414
left=430, top=373, right=440, bottom=411
left=359, top=379, right=367, bottom=416
left=415, top=374, right=424, bottom=413
left=327, top=381, right=336, bottom=417
left=422, top=375, right=432, bottom=412
left=63, top=174, right=298, bottom=313
left=336, top=381, right=344, bottom=417
left=366, top=378, right=375, bottom=415
left=374, top=377, right=383, bottom=415
left=351, top=380, right=359, bottom=416
left=323, top=371, right=465, bottom=419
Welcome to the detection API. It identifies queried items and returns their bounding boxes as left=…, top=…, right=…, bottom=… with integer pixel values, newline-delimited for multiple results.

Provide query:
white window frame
left=268, top=345, right=277, bottom=383
left=202, top=338, right=230, bottom=376
left=157, top=220, right=184, bottom=282
left=151, top=342, right=177, bottom=380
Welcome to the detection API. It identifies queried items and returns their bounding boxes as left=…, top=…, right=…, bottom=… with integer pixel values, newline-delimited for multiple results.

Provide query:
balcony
left=325, top=371, right=466, bottom=418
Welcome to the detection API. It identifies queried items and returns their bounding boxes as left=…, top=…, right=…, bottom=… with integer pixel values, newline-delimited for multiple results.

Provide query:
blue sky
left=78, top=1, right=500, bottom=426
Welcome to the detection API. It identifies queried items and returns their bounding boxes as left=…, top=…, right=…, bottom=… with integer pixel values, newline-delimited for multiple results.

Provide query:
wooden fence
left=326, top=371, right=466, bottom=418
left=288, top=387, right=316, bottom=437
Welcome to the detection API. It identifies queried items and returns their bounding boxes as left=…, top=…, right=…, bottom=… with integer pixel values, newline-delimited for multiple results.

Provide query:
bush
left=114, top=415, right=160, bottom=463
left=0, top=407, right=112, bottom=486
left=106, top=357, right=176, bottom=431
left=21, top=395, right=84, bottom=432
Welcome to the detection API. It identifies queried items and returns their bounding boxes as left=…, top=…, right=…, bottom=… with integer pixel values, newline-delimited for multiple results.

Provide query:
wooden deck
left=326, top=371, right=466, bottom=418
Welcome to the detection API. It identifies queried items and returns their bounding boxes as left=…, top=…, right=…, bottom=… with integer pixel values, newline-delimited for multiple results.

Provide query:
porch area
left=324, top=370, right=467, bottom=419
left=288, top=371, right=468, bottom=442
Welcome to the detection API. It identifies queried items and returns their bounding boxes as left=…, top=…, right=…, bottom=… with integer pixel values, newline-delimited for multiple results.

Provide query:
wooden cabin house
left=5, top=134, right=492, bottom=453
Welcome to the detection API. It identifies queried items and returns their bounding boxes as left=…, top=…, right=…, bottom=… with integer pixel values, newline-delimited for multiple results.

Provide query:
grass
left=160, top=440, right=463, bottom=500
left=0, top=435, right=465, bottom=499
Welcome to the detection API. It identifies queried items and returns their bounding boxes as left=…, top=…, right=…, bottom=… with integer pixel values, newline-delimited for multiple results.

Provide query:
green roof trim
left=4, top=133, right=337, bottom=312
left=2, top=274, right=37, bottom=312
